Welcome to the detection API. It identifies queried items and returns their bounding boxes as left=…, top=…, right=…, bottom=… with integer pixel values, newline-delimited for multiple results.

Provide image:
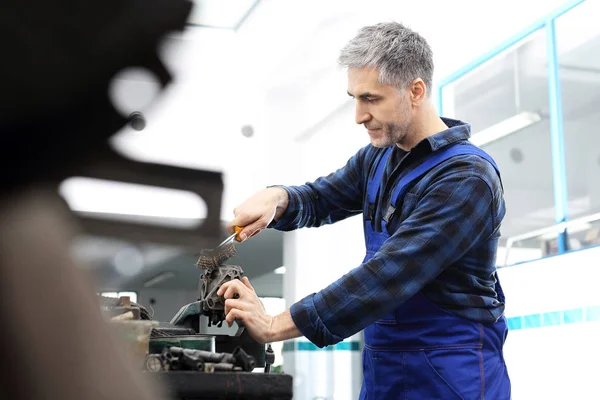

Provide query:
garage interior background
left=59, top=0, right=600, bottom=399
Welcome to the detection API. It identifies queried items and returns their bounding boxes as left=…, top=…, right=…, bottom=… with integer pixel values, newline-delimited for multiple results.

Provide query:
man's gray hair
left=338, top=22, right=434, bottom=96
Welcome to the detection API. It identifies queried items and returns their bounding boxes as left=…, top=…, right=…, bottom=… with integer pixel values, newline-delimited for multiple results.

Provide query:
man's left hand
left=217, top=277, right=274, bottom=344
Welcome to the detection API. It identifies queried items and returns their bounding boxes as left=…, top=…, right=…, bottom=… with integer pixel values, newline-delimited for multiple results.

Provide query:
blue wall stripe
left=563, top=308, right=583, bottom=324
left=283, top=341, right=361, bottom=352
left=508, top=306, right=600, bottom=330
left=546, top=16, right=570, bottom=253
left=282, top=307, right=598, bottom=350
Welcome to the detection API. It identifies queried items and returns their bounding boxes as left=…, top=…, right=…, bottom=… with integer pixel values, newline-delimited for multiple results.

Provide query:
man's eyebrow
left=347, top=91, right=378, bottom=99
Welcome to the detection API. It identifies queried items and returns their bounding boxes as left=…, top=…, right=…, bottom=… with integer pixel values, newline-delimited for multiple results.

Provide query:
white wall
left=498, top=245, right=600, bottom=399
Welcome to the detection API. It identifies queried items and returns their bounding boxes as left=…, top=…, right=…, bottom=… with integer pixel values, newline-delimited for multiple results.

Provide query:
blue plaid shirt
left=271, top=118, right=506, bottom=348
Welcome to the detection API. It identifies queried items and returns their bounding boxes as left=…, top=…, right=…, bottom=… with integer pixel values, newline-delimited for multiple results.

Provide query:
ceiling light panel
left=187, top=0, right=259, bottom=29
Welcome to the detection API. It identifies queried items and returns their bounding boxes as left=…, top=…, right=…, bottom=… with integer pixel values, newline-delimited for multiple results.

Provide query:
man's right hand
left=226, top=187, right=289, bottom=241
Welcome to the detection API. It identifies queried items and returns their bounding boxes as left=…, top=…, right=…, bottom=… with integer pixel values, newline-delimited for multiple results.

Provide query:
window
left=441, top=29, right=550, bottom=262
left=556, top=0, right=600, bottom=250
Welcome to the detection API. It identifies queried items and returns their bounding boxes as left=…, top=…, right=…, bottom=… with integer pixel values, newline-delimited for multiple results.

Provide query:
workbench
left=159, top=371, right=294, bottom=400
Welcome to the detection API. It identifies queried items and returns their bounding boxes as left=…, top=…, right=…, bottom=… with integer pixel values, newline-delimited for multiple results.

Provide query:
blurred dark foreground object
left=0, top=188, right=169, bottom=400
left=0, top=0, right=194, bottom=399
left=0, top=0, right=192, bottom=194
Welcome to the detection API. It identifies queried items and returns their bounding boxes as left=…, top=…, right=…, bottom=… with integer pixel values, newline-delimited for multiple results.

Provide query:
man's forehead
left=348, top=67, right=380, bottom=82
left=347, top=67, right=386, bottom=95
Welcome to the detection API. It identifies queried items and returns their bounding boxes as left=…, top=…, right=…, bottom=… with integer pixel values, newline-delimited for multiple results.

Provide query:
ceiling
left=67, top=0, right=597, bottom=295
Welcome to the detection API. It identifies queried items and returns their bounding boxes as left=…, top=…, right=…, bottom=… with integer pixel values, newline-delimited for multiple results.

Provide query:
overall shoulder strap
left=364, top=146, right=393, bottom=222
left=381, top=143, right=501, bottom=230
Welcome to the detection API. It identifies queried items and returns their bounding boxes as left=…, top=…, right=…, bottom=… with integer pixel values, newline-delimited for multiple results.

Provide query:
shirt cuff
left=290, top=293, right=344, bottom=348
left=266, top=185, right=301, bottom=231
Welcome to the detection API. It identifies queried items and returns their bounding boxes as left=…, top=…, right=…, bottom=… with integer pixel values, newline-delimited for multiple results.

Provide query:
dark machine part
left=150, top=324, right=196, bottom=338
left=195, top=241, right=244, bottom=328
left=199, top=264, right=244, bottom=327
left=214, top=329, right=267, bottom=368
left=159, top=346, right=256, bottom=373
left=264, top=344, right=275, bottom=374
left=167, top=301, right=268, bottom=368
left=167, top=244, right=270, bottom=368
left=98, top=295, right=151, bottom=320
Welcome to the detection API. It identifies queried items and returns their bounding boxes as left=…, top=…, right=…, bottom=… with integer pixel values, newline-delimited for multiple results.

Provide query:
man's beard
left=376, top=121, right=410, bottom=148
left=375, top=99, right=412, bottom=148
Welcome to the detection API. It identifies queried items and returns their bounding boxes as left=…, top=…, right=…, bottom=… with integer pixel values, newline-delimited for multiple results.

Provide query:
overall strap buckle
left=383, top=205, right=396, bottom=224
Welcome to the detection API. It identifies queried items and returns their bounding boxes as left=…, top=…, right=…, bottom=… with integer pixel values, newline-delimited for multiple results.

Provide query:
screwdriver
left=213, top=226, right=244, bottom=253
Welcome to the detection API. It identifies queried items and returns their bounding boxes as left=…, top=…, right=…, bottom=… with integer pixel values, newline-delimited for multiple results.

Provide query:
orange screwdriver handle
left=234, top=226, right=244, bottom=242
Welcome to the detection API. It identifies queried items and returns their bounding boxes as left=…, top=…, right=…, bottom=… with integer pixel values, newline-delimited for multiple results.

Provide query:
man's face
left=347, top=67, right=413, bottom=148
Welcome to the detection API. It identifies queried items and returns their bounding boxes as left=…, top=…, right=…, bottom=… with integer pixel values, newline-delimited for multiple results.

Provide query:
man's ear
left=410, top=78, right=426, bottom=106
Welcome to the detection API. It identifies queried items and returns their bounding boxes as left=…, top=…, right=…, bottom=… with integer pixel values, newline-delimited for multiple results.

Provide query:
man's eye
left=366, top=98, right=378, bottom=103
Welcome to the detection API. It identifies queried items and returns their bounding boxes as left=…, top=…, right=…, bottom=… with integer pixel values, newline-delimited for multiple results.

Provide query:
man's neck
left=397, top=106, right=448, bottom=151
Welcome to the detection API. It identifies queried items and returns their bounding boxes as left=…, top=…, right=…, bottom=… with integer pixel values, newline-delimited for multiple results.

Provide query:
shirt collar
left=425, top=117, right=471, bottom=151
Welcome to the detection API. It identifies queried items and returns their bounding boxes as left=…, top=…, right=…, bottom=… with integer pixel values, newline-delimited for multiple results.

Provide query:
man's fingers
left=223, top=278, right=254, bottom=300
left=226, top=218, right=245, bottom=236
left=249, top=228, right=263, bottom=238
left=240, top=219, right=269, bottom=241
left=241, top=277, right=255, bottom=291
left=224, top=298, right=243, bottom=316
left=226, top=210, right=253, bottom=236
left=223, top=282, right=241, bottom=299
left=218, top=279, right=243, bottom=298
left=218, top=278, right=254, bottom=299
left=216, top=280, right=234, bottom=297
left=226, top=308, right=251, bottom=325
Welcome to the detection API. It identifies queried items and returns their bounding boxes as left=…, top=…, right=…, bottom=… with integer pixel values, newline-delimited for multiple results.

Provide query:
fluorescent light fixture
left=188, top=0, right=258, bottom=29
left=470, top=111, right=541, bottom=147
left=143, top=272, right=175, bottom=288
left=274, top=266, right=286, bottom=274
left=59, top=177, right=207, bottom=228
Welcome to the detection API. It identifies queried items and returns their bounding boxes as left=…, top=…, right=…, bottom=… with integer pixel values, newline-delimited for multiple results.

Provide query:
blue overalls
left=359, top=143, right=511, bottom=400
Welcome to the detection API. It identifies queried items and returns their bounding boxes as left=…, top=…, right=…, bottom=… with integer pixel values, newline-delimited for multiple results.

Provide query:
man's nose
left=355, top=103, right=371, bottom=125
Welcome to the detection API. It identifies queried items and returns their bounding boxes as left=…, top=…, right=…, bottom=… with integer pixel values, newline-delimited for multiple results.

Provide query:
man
left=217, top=21, right=511, bottom=399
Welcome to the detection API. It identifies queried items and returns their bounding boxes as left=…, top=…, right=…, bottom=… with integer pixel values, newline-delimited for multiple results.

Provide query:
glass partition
left=438, top=0, right=600, bottom=262
left=441, top=29, right=553, bottom=259
left=556, top=0, right=600, bottom=250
